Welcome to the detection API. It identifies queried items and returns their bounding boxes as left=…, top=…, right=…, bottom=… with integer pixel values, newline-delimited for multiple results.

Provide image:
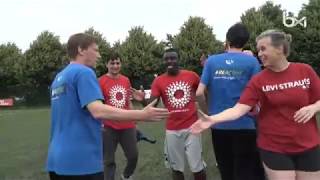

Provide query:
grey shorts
left=164, top=129, right=206, bottom=172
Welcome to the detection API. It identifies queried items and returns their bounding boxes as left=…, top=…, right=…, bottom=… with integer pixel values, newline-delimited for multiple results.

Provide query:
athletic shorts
left=164, top=129, right=206, bottom=172
left=259, top=145, right=320, bottom=171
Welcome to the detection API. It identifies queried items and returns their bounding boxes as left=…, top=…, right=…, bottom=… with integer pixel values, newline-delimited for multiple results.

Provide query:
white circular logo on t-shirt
left=109, top=85, right=126, bottom=108
left=165, top=81, right=191, bottom=109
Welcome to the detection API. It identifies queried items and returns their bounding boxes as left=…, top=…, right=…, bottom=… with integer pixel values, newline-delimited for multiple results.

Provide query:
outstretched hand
left=131, top=87, right=145, bottom=102
left=189, top=110, right=213, bottom=134
left=142, top=99, right=169, bottom=122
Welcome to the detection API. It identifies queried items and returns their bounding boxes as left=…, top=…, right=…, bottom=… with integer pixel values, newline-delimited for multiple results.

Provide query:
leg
left=184, top=131, right=206, bottom=180
left=296, top=171, right=320, bottom=180
left=233, top=130, right=265, bottom=180
left=103, top=126, right=119, bottom=180
left=211, top=129, right=234, bottom=180
left=172, top=170, right=185, bottom=180
left=263, top=163, right=296, bottom=180
left=119, top=128, right=138, bottom=178
left=295, top=146, right=320, bottom=180
left=49, top=172, right=60, bottom=180
left=259, top=149, right=296, bottom=180
left=164, top=130, right=185, bottom=180
left=193, top=170, right=206, bottom=180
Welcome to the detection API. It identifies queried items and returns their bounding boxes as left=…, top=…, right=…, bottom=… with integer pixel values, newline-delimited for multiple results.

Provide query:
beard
left=167, top=65, right=179, bottom=76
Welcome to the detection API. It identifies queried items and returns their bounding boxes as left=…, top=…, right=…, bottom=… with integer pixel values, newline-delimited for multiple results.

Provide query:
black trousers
left=49, top=172, right=103, bottom=180
left=103, top=126, right=138, bottom=180
left=211, top=129, right=265, bottom=180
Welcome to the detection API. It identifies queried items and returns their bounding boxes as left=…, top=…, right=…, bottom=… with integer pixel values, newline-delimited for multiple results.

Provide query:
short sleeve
left=151, top=77, right=161, bottom=98
left=238, top=76, right=260, bottom=107
left=200, top=60, right=211, bottom=86
left=77, top=69, right=104, bottom=108
left=305, top=64, right=320, bottom=103
left=98, top=76, right=107, bottom=99
left=127, top=77, right=133, bottom=100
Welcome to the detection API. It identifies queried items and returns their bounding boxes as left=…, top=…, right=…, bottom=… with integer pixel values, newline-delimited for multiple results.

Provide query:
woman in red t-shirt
left=190, top=29, right=320, bottom=180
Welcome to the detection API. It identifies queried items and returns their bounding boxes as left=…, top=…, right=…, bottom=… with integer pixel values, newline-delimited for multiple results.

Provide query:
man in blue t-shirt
left=47, top=33, right=169, bottom=180
left=196, top=23, right=265, bottom=180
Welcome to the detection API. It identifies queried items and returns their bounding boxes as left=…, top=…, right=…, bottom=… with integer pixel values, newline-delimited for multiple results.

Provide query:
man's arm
left=196, top=83, right=208, bottom=114
left=87, top=100, right=168, bottom=121
left=131, top=87, right=160, bottom=107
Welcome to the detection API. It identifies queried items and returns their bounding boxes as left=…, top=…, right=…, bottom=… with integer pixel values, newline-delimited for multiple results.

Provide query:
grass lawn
left=1, top=107, right=319, bottom=180
left=0, top=107, right=220, bottom=180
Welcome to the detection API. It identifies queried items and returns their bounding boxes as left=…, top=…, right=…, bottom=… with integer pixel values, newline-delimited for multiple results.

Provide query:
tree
left=0, top=43, right=23, bottom=88
left=241, top=0, right=320, bottom=74
left=84, top=27, right=111, bottom=76
left=170, top=16, right=223, bottom=74
left=291, top=0, right=320, bottom=74
left=241, top=7, right=276, bottom=51
left=260, top=1, right=283, bottom=27
left=23, top=31, right=65, bottom=87
left=118, top=26, right=164, bottom=88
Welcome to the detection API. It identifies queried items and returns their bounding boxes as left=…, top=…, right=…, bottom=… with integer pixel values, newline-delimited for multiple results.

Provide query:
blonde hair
left=256, top=29, right=292, bottom=57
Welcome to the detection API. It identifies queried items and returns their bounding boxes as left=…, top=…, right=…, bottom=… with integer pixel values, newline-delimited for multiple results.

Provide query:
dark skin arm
left=131, top=87, right=160, bottom=107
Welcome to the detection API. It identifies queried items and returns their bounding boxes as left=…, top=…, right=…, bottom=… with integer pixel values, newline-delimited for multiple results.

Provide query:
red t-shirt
left=151, top=70, right=200, bottom=130
left=99, top=74, right=135, bottom=129
left=239, top=63, right=320, bottom=153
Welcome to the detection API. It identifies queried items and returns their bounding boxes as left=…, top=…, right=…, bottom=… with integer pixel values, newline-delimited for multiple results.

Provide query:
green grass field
left=0, top=107, right=220, bottom=180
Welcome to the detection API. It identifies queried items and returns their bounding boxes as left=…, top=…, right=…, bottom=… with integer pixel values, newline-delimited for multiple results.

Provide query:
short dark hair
left=226, top=23, right=249, bottom=48
left=67, top=33, right=96, bottom=59
left=164, top=48, right=179, bottom=59
left=106, top=51, right=121, bottom=63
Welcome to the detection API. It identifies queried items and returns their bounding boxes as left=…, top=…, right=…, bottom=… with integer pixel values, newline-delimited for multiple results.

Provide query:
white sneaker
left=121, top=174, right=133, bottom=180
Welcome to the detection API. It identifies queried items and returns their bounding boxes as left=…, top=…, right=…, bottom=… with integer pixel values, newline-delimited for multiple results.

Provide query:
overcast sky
left=0, top=0, right=308, bottom=51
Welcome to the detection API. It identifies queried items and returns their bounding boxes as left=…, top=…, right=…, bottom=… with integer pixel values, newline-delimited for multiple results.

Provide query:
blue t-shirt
left=47, top=63, right=104, bottom=175
left=201, top=52, right=261, bottom=129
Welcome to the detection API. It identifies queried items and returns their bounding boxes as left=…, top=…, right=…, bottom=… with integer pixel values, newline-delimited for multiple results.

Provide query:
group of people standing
left=46, top=22, right=320, bottom=180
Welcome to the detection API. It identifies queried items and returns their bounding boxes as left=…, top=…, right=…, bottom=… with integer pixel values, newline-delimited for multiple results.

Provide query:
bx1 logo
left=283, top=10, right=307, bottom=28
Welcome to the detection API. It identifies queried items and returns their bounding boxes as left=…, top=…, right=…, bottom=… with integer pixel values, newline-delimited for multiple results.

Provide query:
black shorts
left=49, top=171, right=104, bottom=180
left=259, top=146, right=320, bottom=171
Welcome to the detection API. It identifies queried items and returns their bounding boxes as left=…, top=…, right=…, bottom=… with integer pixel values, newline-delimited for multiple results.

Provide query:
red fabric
left=239, top=63, right=320, bottom=153
left=151, top=70, right=200, bottom=130
left=99, top=74, right=135, bottom=129
left=0, top=98, right=14, bottom=106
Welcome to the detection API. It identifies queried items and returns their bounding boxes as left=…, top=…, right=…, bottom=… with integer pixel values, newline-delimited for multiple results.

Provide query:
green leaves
left=241, top=0, right=320, bottom=74
left=169, top=16, right=223, bottom=74
left=116, top=26, right=164, bottom=88
left=23, top=31, right=65, bottom=87
left=0, top=43, right=23, bottom=87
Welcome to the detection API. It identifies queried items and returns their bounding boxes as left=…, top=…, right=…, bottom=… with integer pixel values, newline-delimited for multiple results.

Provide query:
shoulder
left=291, top=62, right=313, bottom=70
left=156, top=73, right=166, bottom=80
left=152, top=73, right=166, bottom=86
left=70, top=64, right=97, bottom=82
left=182, top=70, right=199, bottom=78
left=207, top=53, right=225, bottom=62
left=78, top=65, right=96, bottom=76
left=98, top=74, right=108, bottom=82
left=291, top=63, right=318, bottom=77
left=250, top=68, right=267, bottom=81
left=120, top=74, right=130, bottom=81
